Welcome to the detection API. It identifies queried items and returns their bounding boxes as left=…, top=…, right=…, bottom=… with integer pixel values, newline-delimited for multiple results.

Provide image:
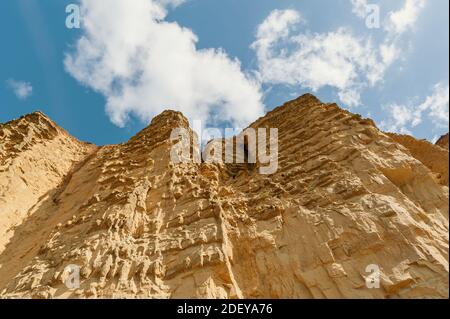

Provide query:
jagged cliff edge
left=0, top=94, right=448, bottom=299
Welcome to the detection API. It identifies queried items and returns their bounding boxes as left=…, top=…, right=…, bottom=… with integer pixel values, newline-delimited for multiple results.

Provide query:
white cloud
left=65, top=0, right=264, bottom=128
left=253, top=9, right=303, bottom=54
left=385, top=0, right=426, bottom=35
left=6, top=79, right=33, bottom=100
left=380, top=82, right=449, bottom=134
left=338, top=89, right=363, bottom=108
left=351, top=0, right=369, bottom=19
left=350, top=0, right=426, bottom=35
left=418, top=82, right=449, bottom=127
left=253, top=2, right=428, bottom=109
left=350, top=0, right=439, bottom=132
left=380, top=103, right=415, bottom=134
left=156, top=0, right=186, bottom=8
left=349, top=0, right=427, bottom=76
left=377, top=0, right=426, bottom=78
left=252, top=10, right=386, bottom=108
left=379, top=43, right=400, bottom=66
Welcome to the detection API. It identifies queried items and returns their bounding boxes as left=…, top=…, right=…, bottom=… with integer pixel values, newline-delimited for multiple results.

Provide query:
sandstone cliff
left=0, top=112, right=95, bottom=256
left=0, top=95, right=448, bottom=299
left=387, top=133, right=449, bottom=186
left=436, top=133, right=449, bottom=150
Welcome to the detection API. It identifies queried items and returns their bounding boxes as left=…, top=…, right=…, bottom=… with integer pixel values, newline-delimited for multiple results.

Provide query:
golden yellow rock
left=387, top=133, right=449, bottom=186
left=0, top=95, right=448, bottom=299
left=436, top=133, right=449, bottom=150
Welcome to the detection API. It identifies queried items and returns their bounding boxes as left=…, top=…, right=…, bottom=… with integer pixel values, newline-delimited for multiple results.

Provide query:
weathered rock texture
left=0, top=94, right=448, bottom=299
left=387, top=133, right=449, bottom=186
left=436, top=133, right=449, bottom=150
left=0, top=112, right=96, bottom=257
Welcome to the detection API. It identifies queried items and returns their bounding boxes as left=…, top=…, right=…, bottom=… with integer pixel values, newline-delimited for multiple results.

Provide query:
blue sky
left=0, top=0, right=448, bottom=145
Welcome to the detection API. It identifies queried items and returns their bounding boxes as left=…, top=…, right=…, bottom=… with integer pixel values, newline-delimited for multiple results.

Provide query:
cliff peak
left=436, top=133, right=449, bottom=150
left=129, top=109, right=190, bottom=144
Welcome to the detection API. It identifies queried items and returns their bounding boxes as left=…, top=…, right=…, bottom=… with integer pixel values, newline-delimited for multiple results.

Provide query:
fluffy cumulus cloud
left=351, top=0, right=427, bottom=67
left=349, top=0, right=446, bottom=137
left=6, top=79, right=33, bottom=100
left=251, top=9, right=385, bottom=108
left=252, top=1, right=428, bottom=108
left=381, top=0, right=426, bottom=67
left=385, top=0, right=426, bottom=35
left=380, top=82, right=449, bottom=134
left=351, top=0, right=425, bottom=35
left=65, top=0, right=264, bottom=127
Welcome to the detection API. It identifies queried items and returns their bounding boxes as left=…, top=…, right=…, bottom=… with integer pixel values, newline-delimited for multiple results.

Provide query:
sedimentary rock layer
left=0, top=95, right=448, bottom=299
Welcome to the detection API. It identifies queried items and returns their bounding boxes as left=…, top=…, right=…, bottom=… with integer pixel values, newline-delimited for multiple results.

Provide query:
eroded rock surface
left=387, top=133, right=449, bottom=186
left=0, top=112, right=96, bottom=256
left=436, top=133, right=449, bottom=150
left=0, top=95, right=448, bottom=299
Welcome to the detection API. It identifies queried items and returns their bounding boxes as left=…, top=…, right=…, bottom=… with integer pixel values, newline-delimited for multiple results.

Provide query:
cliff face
left=387, top=133, right=449, bottom=186
left=0, top=112, right=96, bottom=257
left=436, top=133, right=449, bottom=150
left=0, top=95, right=448, bottom=299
